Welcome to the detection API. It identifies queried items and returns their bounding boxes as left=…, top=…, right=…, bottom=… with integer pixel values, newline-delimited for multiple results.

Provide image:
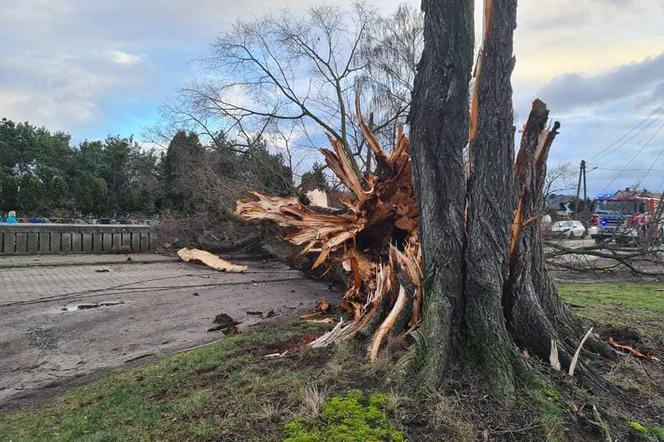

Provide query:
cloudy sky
left=1, top=0, right=663, bottom=195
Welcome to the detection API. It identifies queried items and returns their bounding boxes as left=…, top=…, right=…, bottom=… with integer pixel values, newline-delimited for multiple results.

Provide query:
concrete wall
left=0, top=224, right=155, bottom=255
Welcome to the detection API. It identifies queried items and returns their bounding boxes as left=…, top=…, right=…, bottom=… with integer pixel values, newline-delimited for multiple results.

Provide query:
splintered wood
left=237, top=100, right=561, bottom=361
left=607, top=337, right=653, bottom=360
left=177, top=247, right=248, bottom=273
left=236, top=122, right=422, bottom=360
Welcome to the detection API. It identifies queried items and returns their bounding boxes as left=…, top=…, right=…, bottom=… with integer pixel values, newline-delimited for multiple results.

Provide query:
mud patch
left=207, top=313, right=241, bottom=333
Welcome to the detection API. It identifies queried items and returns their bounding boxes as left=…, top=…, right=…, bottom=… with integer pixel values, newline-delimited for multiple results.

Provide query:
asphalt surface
left=0, top=253, right=341, bottom=410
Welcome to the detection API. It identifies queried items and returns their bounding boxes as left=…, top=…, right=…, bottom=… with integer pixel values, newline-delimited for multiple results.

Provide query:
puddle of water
left=61, top=301, right=125, bottom=312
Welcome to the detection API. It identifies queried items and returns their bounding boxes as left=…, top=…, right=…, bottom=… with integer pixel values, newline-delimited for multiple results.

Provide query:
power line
left=593, top=167, right=664, bottom=172
left=656, top=176, right=664, bottom=195
left=590, top=104, right=664, bottom=163
left=635, top=142, right=664, bottom=189
left=599, top=119, right=664, bottom=193
left=592, top=124, right=663, bottom=170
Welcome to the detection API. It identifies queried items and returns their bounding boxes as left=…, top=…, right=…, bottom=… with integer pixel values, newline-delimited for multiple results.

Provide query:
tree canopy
left=0, top=118, right=293, bottom=219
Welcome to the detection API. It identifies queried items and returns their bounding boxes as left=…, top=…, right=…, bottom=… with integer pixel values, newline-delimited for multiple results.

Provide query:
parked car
left=550, top=220, right=585, bottom=238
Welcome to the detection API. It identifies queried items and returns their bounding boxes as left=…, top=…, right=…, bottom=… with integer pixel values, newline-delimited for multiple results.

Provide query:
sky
left=1, top=0, right=663, bottom=195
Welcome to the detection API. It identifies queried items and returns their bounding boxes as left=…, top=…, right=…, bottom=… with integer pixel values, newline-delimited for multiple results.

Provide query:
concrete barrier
left=0, top=224, right=155, bottom=255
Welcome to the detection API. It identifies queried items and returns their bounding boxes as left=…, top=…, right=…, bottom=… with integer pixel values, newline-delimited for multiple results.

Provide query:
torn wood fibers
left=236, top=99, right=558, bottom=361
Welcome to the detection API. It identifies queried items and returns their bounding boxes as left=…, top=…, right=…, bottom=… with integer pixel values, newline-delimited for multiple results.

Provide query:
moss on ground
left=283, top=390, right=404, bottom=442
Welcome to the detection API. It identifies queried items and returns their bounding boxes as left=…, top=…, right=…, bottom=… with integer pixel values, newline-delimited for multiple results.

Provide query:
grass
left=558, top=282, right=664, bottom=343
left=0, top=322, right=333, bottom=442
left=2, top=282, right=663, bottom=441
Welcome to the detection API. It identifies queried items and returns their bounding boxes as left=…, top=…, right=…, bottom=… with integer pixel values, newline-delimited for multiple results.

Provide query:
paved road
left=0, top=254, right=341, bottom=409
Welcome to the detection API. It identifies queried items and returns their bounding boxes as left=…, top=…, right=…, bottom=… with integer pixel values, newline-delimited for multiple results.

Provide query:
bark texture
left=463, top=0, right=520, bottom=397
left=505, top=101, right=616, bottom=392
left=408, top=0, right=473, bottom=391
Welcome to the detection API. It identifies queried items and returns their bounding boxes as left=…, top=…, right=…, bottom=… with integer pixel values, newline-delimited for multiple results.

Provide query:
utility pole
left=574, top=160, right=587, bottom=219
left=582, top=160, right=587, bottom=203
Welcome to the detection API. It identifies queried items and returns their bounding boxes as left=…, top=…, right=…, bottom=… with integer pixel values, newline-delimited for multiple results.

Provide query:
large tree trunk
left=410, top=0, right=608, bottom=396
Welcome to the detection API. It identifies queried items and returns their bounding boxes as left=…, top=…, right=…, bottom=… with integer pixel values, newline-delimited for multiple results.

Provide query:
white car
left=550, top=220, right=585, bottom=238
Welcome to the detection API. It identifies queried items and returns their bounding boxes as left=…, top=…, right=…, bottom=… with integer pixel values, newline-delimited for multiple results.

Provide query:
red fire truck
left=589, top=188, right=663, bottom=244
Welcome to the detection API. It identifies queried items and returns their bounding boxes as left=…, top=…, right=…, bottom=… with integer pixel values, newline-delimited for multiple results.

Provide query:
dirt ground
left=0, top=253, right=342, bottom=410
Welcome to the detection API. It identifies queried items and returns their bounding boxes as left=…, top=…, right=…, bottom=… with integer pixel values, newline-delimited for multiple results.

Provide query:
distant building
left=605, top=187, right=662, bottom=201
left=546, top=193, right=575, bottom=217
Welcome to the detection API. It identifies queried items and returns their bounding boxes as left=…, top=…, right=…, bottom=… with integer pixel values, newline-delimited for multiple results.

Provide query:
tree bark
left=505, top=101, right=617, bottom=392
left=463, top=0, right=520, bottom=397
left=408, top=0, right=473, bottom=390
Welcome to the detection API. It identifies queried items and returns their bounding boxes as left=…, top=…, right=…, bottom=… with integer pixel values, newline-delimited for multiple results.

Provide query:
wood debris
left=237, top=118, right=421, bottom=360
left=177, top=247, right=248, bottom=272
left=264, top=350, right=289, bottom=358
left=207, top=313, right=241, bottom=333
left=305, top=318, right=335, bottom=325
left=569, top=327, right=593, bottom=376
left=300, top=311, right=324, bottom=320
left=607, top=337, right=652, bottom=360
left=549, top=339, right=561, bottom=371
left=236, top=99, right=562, bottom=361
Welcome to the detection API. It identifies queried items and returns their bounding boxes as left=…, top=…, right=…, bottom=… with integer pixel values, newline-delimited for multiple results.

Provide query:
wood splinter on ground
left=607, top=337, right=652, bottom=360
left=299, top=298, right=333, bottom=320
left=177, top=247, right=248, bottom=272
left=305, top=318, right=335, bottom=325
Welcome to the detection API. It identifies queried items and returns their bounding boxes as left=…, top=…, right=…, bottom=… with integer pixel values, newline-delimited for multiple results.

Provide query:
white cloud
left=109, top=50, right=143, bottom=65
left=0, top=53, right=108, bottom=129
left=0, top=49, right=154, bottom=131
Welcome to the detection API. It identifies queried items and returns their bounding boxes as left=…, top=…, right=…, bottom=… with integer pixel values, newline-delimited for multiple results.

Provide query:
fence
left=0, top=224, right=155, bottom=255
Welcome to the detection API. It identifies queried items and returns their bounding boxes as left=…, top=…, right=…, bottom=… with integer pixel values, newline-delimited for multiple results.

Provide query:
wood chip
left=264, top=350, right=288, bottom=358
left=177, top=248, right=248, bottom=272
left=305, top=318, right=335, bottom=325
left=607, top=337, right=652, bottom=360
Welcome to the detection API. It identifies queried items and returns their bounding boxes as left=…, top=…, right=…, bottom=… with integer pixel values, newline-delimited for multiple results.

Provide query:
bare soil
left=0, top=254, right=341, bottom=410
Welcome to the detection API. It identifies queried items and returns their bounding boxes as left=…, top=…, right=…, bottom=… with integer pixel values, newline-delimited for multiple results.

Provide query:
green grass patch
left=558, top=282, right=664, bottom=342
left=628, top=421, right=664, bottom=441
left=514, top=377, right=564, bottom=442
left=651, top=427, right=664, bottom=441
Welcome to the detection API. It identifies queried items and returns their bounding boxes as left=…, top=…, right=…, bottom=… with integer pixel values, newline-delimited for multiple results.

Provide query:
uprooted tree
left=236, top=0, right=614, bottom=399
